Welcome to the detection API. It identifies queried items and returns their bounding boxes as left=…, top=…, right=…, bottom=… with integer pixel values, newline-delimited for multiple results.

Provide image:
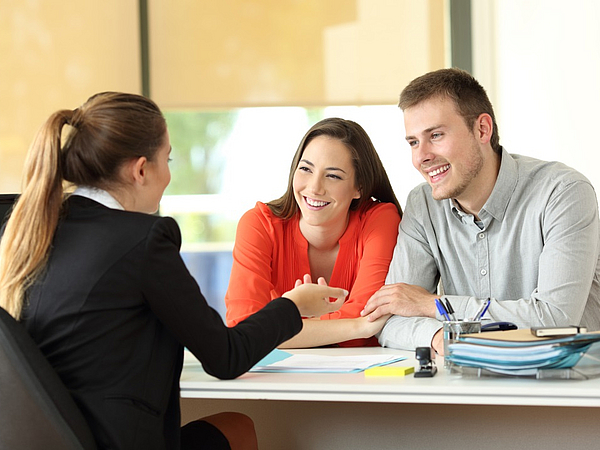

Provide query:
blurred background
left=2, top=0, right=599, bottom=315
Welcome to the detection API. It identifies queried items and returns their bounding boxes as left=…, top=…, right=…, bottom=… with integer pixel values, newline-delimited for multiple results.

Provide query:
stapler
left=414, top=346, right=438, bottom=377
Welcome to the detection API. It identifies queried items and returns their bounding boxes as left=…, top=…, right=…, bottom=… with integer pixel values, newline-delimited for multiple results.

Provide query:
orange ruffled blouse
left=225, top=201, right=400, bottom=347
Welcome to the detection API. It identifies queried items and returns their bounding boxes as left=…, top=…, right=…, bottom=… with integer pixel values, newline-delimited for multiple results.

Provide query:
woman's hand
left=357, top=314, right=391, bottom=339
left=284, top=274, right=347, bottom=318
left=294, top=273, right=326, bottom=288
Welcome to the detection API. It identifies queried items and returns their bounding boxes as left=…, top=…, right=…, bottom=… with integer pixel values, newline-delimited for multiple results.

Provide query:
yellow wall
left=150, top=0, right=446, bottom=107
left=0, top=0, right=141, bottom=192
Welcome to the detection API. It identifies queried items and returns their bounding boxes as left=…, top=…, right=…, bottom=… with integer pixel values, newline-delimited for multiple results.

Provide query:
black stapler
left=414, top=347, right=438, bottom=377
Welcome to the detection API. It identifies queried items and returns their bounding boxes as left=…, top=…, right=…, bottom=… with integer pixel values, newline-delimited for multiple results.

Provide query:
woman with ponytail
left=0, top=92, right=347, bottom=450
left=225, top=118, right=402, bottom=348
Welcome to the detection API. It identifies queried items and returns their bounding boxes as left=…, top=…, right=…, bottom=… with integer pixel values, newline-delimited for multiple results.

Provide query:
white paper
left=251, top=353, right=406, bottom=373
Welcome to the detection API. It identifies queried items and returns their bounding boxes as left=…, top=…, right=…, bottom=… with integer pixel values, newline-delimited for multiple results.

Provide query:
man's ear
left=129, top=156, right=148, bottom=185
left=475, top=113, right=494, bottom=144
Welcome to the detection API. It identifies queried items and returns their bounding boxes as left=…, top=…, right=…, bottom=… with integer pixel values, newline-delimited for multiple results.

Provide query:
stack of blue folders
left=446, top=329, right=600, bottom=377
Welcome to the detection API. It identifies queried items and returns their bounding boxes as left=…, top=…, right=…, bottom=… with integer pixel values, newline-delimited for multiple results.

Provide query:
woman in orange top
left=225, top=118, right=402, bottom=347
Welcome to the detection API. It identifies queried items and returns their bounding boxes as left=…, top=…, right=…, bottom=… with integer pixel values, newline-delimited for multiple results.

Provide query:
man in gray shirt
left=361, top=68, right=600, bottom=354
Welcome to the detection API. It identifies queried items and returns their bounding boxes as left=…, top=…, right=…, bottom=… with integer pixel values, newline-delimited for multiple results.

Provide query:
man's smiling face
left=404, top=96, right=485, bottom=204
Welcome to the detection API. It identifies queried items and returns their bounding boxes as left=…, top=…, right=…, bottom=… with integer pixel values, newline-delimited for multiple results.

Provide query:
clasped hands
left=283, top=274, right=347, bottom=318
left=290, top=274, right=390, bottom=338
left=291, top=279, right=446, bottom=354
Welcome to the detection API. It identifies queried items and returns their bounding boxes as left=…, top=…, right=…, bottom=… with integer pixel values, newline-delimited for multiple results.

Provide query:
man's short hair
left=399, top=68, right=501, bottom=154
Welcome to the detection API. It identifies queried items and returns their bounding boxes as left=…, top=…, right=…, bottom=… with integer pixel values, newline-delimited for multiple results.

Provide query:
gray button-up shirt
left=379, top=148, right=600, bottom=350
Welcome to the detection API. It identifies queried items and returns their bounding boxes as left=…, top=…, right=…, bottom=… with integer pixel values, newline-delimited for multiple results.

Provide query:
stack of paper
left=250, top=349, right=406, bottom=373
left=446, top=329, right=600, bottom=376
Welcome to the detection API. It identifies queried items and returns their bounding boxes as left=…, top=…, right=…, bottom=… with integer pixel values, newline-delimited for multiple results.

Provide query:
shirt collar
left=480, top=147, right=518, bottom=222
left=72, top=186, right=125, bottom=210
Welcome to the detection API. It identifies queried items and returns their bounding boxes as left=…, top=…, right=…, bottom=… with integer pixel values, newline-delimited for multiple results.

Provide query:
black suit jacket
left=23, top=196, right=301, bottom=449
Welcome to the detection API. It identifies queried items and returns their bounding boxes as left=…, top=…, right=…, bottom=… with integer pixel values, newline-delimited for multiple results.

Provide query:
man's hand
left=361, top=283, right=437, bottom=321
left=431, top=329, right=444, bottom=355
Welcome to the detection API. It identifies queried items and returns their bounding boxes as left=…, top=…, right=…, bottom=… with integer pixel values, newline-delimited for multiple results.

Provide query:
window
left=160, top=105, right=422, bottom=316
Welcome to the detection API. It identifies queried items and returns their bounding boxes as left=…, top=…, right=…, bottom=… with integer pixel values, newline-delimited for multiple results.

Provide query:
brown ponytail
left=0, top=110, right=70, bottom=319
left=0, top=92, right=166, bottom=319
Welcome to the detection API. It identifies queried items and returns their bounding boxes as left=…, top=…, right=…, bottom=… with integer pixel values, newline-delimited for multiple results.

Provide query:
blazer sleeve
left=140, top=217, right=302, bottom=380
left=225, top=206, right=277, bottom=326
left=321, top=203, right=401, bottom=320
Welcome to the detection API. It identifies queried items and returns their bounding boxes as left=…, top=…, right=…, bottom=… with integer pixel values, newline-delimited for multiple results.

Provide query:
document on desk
left=250, top=349, right=406, bottom=373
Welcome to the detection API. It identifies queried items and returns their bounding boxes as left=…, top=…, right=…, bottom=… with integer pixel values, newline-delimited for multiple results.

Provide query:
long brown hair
left=268, top=117, right=402, bottom=219
left=0, top=92, right=166, bottom=319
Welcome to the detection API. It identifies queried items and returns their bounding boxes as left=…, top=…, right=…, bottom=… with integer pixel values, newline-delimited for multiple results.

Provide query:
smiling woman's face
left=292, top=135, right=360, bottom=229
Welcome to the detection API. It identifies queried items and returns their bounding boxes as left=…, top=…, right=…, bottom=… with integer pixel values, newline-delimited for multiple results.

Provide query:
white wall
left=472, top=0, right=600, bottom=192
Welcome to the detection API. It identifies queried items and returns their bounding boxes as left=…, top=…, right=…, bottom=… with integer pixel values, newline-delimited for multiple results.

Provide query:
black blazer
left=23, top=196, right=301, bottom=449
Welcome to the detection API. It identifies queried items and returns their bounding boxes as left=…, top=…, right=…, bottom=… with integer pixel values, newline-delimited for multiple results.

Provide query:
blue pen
left=435, top=298, right=451, bottom=321
left=471, top=298, right=488, bottom=321
left=475, top=298, right=491, bottom=321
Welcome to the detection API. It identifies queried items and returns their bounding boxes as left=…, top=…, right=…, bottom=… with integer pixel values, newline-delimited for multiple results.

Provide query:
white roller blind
left=149, top=0, right=447, bottom=108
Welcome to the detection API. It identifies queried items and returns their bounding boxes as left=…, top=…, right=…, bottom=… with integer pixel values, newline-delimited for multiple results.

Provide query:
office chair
left=0, top=306, right=97, bottom=450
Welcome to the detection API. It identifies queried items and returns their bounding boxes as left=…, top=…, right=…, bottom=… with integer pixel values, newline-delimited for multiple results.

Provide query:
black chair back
left=0, top=193, right=18, bottom=227
left=0, top=307, right=97, bottom=449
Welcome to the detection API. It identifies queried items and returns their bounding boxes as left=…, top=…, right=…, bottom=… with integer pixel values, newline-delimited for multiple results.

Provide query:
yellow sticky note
left=364, top=366, right=415, bottom=377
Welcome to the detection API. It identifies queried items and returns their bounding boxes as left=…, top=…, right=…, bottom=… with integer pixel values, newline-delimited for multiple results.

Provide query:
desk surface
left=181, top=347, right=600, bottom=408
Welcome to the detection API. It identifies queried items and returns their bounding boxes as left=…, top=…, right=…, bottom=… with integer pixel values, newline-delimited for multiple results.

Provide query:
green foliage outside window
left=164, top=110, right=238, bottom=195
left=162, top=110, right=238, bottom=244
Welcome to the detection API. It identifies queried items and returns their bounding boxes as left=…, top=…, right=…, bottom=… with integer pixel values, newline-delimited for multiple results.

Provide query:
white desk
left=180, top=348, right=600, bottom=449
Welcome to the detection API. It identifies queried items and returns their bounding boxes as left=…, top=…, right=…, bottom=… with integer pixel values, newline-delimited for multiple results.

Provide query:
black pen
left=434, top=298, right=451, bottom=321
left=444, top=298, right=457, bottom=321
